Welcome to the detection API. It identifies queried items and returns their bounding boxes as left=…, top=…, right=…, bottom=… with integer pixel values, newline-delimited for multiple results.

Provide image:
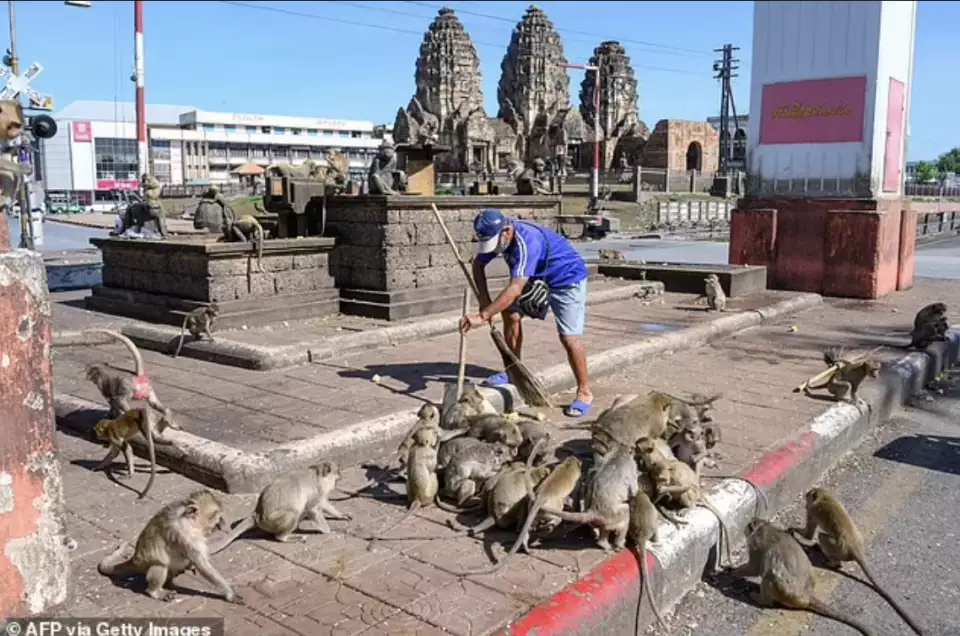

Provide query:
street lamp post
left=561, top=62, right=601, bottom=211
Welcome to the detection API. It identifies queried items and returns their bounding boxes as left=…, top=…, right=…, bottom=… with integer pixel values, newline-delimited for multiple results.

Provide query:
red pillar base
left=729, top=197, right=916, bottom=299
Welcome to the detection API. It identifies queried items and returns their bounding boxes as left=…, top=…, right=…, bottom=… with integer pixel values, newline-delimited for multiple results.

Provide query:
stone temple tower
left=579, top=41, right=648, bottom=170
left=498, top=5, right=570, bottom=161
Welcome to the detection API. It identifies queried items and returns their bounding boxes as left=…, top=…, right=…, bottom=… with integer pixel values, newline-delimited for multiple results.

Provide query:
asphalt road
left=648, top=372, right=960, bottom=636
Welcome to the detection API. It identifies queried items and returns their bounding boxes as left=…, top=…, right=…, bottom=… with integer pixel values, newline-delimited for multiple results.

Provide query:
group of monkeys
left=79, top=303, right=948, bottom=635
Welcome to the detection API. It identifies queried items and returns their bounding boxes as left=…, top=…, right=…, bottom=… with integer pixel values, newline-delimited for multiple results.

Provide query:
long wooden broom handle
left=431, top=203, right=483, bottom=303
left=456, top=288, right=469, bottom=400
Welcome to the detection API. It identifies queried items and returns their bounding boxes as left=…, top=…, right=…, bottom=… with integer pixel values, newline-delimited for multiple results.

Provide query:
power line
left=218, top=1, right=706, bottom=77
left=403, top=0, right=714, bottom=58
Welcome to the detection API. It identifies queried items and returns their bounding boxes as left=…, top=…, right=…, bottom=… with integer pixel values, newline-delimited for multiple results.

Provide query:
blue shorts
left=509, top=278, right=588, bottom=336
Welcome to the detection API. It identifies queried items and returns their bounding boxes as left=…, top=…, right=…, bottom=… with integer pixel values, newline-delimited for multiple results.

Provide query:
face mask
left=491, top=231, right=509, bottom=256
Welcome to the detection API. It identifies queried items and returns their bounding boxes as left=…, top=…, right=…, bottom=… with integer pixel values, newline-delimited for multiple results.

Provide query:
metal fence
left=159, top=183, right=248, bottom=199
left=917, top=211, right=960, bottom=237
left=905, top=182, right=960, bottom=198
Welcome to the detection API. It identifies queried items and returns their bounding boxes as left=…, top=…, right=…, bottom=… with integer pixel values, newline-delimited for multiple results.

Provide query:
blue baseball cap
left=474, top=208, right=511, bottom=254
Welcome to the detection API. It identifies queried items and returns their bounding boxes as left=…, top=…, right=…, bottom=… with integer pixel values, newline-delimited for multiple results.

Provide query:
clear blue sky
left=12, top=0, right=956, bottom=161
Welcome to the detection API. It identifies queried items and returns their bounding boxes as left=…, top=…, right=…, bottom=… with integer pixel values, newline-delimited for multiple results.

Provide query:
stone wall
left=641, top=119, right=720, bottom=173
left=326, top=195, right=562, bottom=293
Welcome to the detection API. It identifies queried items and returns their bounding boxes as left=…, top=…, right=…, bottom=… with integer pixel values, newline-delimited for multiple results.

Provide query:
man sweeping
left=460, top=208, right=593, bottom=418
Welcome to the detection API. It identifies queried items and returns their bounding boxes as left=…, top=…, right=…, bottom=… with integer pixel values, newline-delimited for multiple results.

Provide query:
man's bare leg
left=502, top=310, right=523, bottom=357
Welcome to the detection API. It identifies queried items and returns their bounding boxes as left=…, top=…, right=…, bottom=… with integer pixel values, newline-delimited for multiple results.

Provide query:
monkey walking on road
left=799, top=349, right=882, bottom=406
left=94, top=406, right=181, bottom=500
left=84, top=329, right=168, bottom=418
left=173, top=303, right=219, bottom=358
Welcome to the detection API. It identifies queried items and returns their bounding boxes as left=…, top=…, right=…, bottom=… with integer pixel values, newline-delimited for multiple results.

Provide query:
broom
left=456, top=288, right=469, bottom=400
left=430, top=203, right=553, bottom=407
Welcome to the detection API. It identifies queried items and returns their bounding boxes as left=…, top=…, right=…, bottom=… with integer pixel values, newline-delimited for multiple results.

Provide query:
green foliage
left=935, top=147, right=960, bottom=175
left=914, top=160, right=938, bottom=183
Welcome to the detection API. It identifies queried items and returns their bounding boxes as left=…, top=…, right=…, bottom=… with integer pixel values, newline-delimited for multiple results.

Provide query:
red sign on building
left=96, top=179, right=140, bottom=191
left=72, top=120, right=92, bottom=143
left=758, top=76, right=868, bottom=145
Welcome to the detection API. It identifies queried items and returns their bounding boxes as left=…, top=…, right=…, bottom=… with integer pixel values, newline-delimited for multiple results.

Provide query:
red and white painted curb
left=496, top=336, right=958, bottom=636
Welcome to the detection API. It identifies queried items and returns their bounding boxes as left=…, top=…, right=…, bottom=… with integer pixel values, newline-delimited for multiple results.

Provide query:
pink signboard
left=883, top=78, right=906, bottom=192
left=97, top=179, right=140, bottom=191
left=72, top=120, right=92, bottom=143
left=758, top=76, right=867, bottom=145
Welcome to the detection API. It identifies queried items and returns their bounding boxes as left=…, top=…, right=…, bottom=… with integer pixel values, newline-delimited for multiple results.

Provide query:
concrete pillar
left=730, top=1, right=918, bottom=298
left=0, top=225, right=70, bottom=620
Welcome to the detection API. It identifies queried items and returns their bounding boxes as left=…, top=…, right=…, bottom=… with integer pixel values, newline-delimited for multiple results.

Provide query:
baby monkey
left=173, top=303, right=219, bottom=358
left=94, top=406, right=181, bottom=500
left=792, top=487, right=924, bottom=635
left=98, top=489, right=240, bottom=603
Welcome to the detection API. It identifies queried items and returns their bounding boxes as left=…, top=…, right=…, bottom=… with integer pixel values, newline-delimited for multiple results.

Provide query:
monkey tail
left=255, top=222, right=264, bottom=273
left=636, top=546, right=667, bottom=632
left=209, top=516, right=257, bottom=555
left=856, top=558, right=925, bottom=635
left=97, top=542, right=135, bottom=577
left=173, top=313, right=190, bottom=359
left=807, top=598, right=876, bottom=636
left=84, top=328, right=146, bottom=377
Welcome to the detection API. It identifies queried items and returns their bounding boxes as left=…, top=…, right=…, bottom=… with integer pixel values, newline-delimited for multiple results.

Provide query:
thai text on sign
left=758, top=75, right=867, bottom=145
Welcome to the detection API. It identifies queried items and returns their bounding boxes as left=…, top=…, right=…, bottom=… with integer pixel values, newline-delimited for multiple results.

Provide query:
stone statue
left=193, top=186, right=235, bottom=234
left=508, top=157, right=552, bottom=195
left=367, top=140, right=406, bottom=195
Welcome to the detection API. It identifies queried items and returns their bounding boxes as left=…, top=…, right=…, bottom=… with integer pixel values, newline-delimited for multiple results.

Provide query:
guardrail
left=917, top=210, right=960, bottom=239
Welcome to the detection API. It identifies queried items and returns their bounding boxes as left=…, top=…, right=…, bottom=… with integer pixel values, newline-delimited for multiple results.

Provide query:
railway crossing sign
left=0, top=62, right=53, bottom=110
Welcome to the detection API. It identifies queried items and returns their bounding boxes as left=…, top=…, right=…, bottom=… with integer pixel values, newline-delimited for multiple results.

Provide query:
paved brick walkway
left=53, top=288, right=762, bottom=451
left=56, top=278, right=960, bottom=634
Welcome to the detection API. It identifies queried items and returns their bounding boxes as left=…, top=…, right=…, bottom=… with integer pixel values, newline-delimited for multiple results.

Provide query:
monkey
left=791, top=487, right=924, bottom=635
left=803, top=349, right=882, bottom=405
left=98, top=489, right=241, bottom=603
left=94, top=406, right=181, bottom=500
left=365, top=427, right=439, bottom=550
left=648, top=457, right=733, bottom=568
left=598, top=249, right=626, bottom=261
left=634, top=436, right=676, bottom=471
left=442, top=439, right=514, bottom=506
left=729, top=517, right=875, bottom=636
left=454, top=454, right=583, bottom=576
left=627, top=490, right=667, bottom=631
left=668, top=423, right=719, bottom=478
left=539, top=444, right=637, bottom=554
left=465, top=414, right=524, bottom=449
left=516, top=419, right=553, bottom=464
left=224, top=214, right=265, bottom=273
left=440, top=386, right=494, bottom=430
left=908, top=314, right=949, bottom=350
left=703, top=273, right=727, bottom=312
left=84, top=329, right=167, bottom=419
left=173, top=303, right=220, bottom=358
left=211, top=461, right=350, bottom=555
left=665, top=392, right=721, bottom=438
left=913, top=302, right=946, bottom=331
left=0, top=100, right=30, bottom=207
left=636, top=470, right=688, bottom=527
left=396, top=404, right=441, bottom=469
left=437, top=436, right=492, bottom=472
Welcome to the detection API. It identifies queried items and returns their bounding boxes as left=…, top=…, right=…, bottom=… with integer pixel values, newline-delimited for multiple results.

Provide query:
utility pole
left=713, top=44, right=741, bottom=176
left=561, top=62, right=600, bottom=211
left=134, top=0, right=147, bottom=183
left=6, top=0, right=30, bottom=249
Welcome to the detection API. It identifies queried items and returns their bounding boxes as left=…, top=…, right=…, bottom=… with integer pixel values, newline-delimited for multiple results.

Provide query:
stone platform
left=595, top=261, right=768, bottom=297
left=86, top=236, right=338, bottom=330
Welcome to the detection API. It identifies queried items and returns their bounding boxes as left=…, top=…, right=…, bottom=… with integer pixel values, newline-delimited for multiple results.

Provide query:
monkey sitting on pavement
left=908, top=303, right=949, bottom=350
left=598, top=249, right=626, bottom=261
left=173, top=303, right=220, bottom=358
left=94, top=406, right=181, bottom=500
left=223, top=214, right=265, bottom=273
left=791, top=487, right=924, bottom=635
left=801, top=348, right=882, bottom=405
left=702, top=273, right=727, bottom=312
left=98, top=490, right=242, bottom=603
left=84, top=329, right=168, bottom=419
left=729, top=517, right=875, bottom=635
left=211, top=461, right=351, bottom=554
left=668, top=422, right=719, bottom=478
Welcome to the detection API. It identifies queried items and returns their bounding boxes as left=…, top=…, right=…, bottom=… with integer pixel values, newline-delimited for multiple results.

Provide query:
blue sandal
left=564, top=399, right=593, bottom=418
left=483, top=372, right=511, bottom=387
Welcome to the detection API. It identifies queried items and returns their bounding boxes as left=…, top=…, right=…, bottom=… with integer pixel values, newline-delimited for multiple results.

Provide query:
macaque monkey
left=442, top=440, right=514, bottom=506
left=909, top=305, right=949, bottom=349
left=224, top=214, right=265, bottom=273
left=802, top=349, right=882, bottom=405
left=212, top=461, right=349, bottom=555
left=516, top=419, right=553, bottom=464
left=455, top=454, right=582, bottom=576
left=98, top=490, right=241, bottom=603
left=668, top=423, right=718, bottom=478
left=703, top=273, right=727, bottom=312
left=465, top=414, right=524, bottom=449
left=598, top=249, right=626, bottom=261
left=0, top=100, right=30, bottom=207
left=94, top=406, right=181, bottom=499
left=913, top=302, right=946, bottom=331
left=441, top=386, right=495, bottom=430
left=173, top=303, right=219, bottom=358
left=792, top=488, right=924, bottom=635
left=84, top=329, right=167, bottom=418
left=730, top=518, right=875, bottom=635
left=628, top=491, right=667, bottom=631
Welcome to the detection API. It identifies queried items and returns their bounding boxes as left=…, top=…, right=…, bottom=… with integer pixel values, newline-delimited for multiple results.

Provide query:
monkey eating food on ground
left=791, top=487, right=924, bottom=635
left=730, top=517, right=875, bottom=635
left=94, top=406, right=181, bottom=500
left=223, top=214, right=265, bottom=273
left=173, top=303, right=220, bottom=358
left=84, top=329, right=168, bottom=419
left=211, top=461, right=350, bottom=554
left=98, top=489, right=241, bottom=603
left=801, top=349, right=882, bottom=405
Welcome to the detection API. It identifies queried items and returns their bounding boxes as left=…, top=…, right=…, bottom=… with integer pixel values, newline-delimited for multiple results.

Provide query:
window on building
left=260, top=126, right=271, bottom=134
left=224, top=125, right=237, bottom=133
left=251, top=145, right=268, bottom=158
left=94, top=137, right=139, bottom=182
left=228, top=143, right=249, bottom=158
left=245, top=126, right=257, bottom=133
left=274, top=127, right=286, bottom=135
left=307, top=129, right=318, bottom=136
left=291, top=128, right=302, bottom=135
left=292, top=147, right=310, bottom=159
left=273, top=146, right=291, bottom=160
left=152, top=162, right=172, bottom=183
left=321, top=129, right=334, bottom=136
left=338, top=131, right=350, bottom=138
left=202, top=123, right=217, bottom=132
left=351, top=131, right=362, bottom=138
left=208, top=142, right=227, bottom=158
left=150, top=139, right=171, bottom=161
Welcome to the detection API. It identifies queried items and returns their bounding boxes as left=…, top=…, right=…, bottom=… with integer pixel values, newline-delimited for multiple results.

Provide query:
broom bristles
left=488, top=326, right=553, bottom=407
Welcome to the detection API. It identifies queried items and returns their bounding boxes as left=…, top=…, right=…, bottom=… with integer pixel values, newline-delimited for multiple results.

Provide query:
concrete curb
left=494, top=331, right=960, bottom=636
left=58, top=281, right=664, bottom=371
left=53, top=292, right=818, bottom=494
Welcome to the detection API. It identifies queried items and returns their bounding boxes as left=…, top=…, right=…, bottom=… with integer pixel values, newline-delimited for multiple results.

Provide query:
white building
left=41, top=100, right=383, bottom=208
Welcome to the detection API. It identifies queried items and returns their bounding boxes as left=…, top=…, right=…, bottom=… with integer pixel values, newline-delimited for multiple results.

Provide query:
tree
left=914, top=160, right=938, bottom=183
left=935, top=147, right=960, bottom=175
